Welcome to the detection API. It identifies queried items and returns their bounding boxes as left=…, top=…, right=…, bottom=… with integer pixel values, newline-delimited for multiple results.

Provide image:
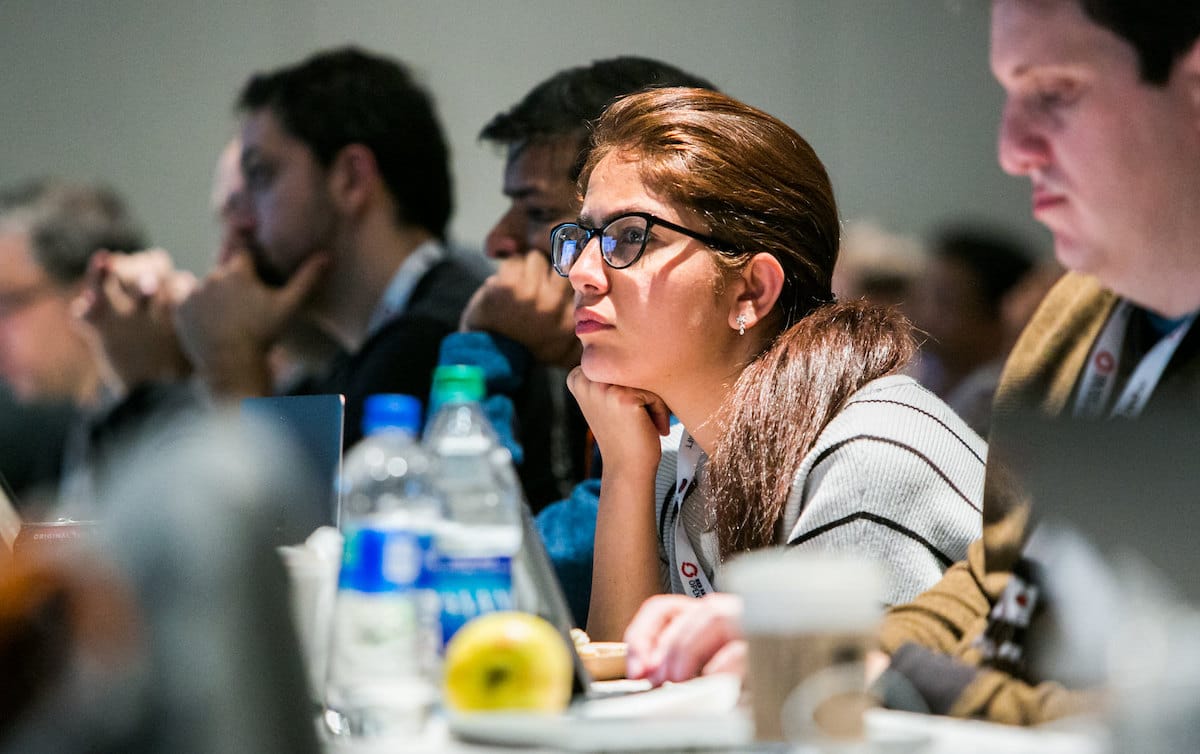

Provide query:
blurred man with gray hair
left=0, top=180, right=144, bottom=408
left=0, top=180, right=152, bottom=512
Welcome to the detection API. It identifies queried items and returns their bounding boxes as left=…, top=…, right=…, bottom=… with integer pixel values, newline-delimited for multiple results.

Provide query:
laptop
left=240, top=394, right=345, bottom=542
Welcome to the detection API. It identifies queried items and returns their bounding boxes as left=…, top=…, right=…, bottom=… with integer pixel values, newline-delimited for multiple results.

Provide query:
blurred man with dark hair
left=175, top=47, right=483, bottom=446
left=463, top=56, right=716, bottom=368
left=453, top=57, right=716, bottom=506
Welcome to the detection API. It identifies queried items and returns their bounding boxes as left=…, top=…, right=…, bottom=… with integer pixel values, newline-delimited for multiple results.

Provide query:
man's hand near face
left=74, top=249, right=197, bottom=395
left=173, top=249, right=329, bottom=399
left=460, top=252, right=581, bottom=369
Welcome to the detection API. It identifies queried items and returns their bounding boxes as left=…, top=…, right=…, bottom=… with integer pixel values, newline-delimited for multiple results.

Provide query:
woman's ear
left=728, top=252, right=785, bottom=334
left=327, top=143, right=379, bottom=215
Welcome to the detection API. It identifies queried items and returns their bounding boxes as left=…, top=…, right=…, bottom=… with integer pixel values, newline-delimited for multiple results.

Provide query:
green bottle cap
left=428, top=364, right=486, bottom=416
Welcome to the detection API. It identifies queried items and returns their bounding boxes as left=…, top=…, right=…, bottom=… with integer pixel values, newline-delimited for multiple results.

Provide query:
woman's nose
left=567, top=234, right=608, bottom=294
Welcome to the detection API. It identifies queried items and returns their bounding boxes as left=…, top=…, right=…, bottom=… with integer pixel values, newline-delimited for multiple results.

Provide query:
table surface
left=322, top=704, right=1110, bottom=753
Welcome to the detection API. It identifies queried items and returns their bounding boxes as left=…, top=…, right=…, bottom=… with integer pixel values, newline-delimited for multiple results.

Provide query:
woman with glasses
left=560, top=87, right=985, bottom=678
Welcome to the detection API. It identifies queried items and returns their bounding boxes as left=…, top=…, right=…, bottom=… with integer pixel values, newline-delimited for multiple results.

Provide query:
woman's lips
left=575, top=310, right=612, bottom=335
left=575, top=319, right=612, bottom=335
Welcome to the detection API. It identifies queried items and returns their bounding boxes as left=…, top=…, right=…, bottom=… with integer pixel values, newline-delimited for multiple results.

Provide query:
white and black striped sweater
left=654, top=374, right=986, bottom=605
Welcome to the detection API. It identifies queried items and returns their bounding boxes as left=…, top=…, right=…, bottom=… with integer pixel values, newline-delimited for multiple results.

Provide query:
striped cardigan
left=654, top=374, right=986, bottom=605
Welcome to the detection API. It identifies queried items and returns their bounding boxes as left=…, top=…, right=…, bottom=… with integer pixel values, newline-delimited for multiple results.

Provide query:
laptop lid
left=241, top=394, right=345, bottom=542
left=514, top=499, right=595, bottom=697
left=1001, top=408, right=1200, bottom=603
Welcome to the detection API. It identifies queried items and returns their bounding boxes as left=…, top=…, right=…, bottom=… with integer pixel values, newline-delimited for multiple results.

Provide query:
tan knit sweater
left=878, top=272, right=1142, bottom=724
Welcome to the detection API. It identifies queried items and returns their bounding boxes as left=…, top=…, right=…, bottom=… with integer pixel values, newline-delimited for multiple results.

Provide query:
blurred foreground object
left=724, top=551, right=884, bottom=743
left=1, top=411, right=321, bottom=753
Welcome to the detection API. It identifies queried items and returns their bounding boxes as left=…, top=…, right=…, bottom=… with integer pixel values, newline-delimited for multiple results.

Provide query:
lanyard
left=1073, top=300, right=1197, bottom=419
left=672, top=432, right=715, bottom=597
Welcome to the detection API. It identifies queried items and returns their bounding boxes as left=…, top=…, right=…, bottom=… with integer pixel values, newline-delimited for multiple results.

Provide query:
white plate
left=447, top=674, right=752, bottom=751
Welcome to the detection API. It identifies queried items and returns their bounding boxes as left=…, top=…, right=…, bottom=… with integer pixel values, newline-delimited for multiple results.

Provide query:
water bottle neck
left=364, top=425, right=419, bottom=440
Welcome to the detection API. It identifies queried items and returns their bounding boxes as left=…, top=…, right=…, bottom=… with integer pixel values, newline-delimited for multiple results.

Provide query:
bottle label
left=435, top=554, right=513, bottom=645
left=340, top=527, right=435, bottom=594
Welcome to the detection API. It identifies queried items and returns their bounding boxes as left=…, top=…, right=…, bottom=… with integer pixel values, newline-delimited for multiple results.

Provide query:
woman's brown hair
left=583, top=88, right=915, bottom=557
left=581, top=87, right=838, bottom=330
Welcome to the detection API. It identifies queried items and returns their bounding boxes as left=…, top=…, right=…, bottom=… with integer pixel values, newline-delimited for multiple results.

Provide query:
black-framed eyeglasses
left=549, top=211, right=739, bottom=277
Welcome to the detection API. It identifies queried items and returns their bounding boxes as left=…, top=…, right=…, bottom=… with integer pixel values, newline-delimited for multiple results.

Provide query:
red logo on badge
left=1094, top=351, right=1115, bottom=374
left=681, top=562, right=698, bottom=578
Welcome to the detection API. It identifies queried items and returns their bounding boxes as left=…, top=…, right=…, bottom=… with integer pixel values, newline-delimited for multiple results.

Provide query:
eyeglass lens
left=552, top=215, right=650, bottom=275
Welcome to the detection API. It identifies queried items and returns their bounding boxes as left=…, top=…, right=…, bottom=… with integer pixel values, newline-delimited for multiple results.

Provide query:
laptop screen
left=241, top=394, right=345, bottom=542
left=1000, top=408, right=1200, bottom=603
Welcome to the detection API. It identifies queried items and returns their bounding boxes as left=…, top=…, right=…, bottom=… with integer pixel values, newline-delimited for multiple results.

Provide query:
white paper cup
left=278, top=527, right=343, bottom=700
left=723, top=550, right=884, bottom=742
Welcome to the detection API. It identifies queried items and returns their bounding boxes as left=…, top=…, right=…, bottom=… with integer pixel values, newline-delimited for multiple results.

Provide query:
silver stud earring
left=736, top=314, right=747, bottom=336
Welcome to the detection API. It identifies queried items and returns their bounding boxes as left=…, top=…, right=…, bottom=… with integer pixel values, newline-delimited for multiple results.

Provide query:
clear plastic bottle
left=324, top=394, right=442, bottom=738
left=423, top=365, right=526, bottom=645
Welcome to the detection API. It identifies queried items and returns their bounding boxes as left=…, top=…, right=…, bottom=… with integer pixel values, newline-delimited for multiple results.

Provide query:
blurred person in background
left=78, top=135, right=339, bottom=404
left=207, top=136, right=340, bottom=390
left=0, top=179, right=147, bottom=514
left=832, top=220, right=928, bottom=314
left=1000, top=258, right=1064, bottom=346
left=909, top=225, right=1035, bottom=435
left=0, top=181, right=144, bottom=410
left=170, top=47, right=483, bottom=448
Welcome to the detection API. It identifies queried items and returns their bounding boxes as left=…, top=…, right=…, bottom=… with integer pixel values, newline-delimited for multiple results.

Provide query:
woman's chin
left=580, top=350, right=631, bottom=387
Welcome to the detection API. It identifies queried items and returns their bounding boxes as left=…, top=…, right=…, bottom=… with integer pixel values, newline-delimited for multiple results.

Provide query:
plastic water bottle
left=324, top=394, right=441, bottom=738
left=423, top=365, right=525, bottom=645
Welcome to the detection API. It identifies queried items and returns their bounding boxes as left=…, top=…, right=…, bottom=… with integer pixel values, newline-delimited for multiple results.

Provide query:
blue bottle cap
left=362, top=394, right=422, bottom=436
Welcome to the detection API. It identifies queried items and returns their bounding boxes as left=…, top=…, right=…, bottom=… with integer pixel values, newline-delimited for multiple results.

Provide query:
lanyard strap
left=671, top=432, right=715, bottom=597
left=1074, top=301, right=1196, bottom=419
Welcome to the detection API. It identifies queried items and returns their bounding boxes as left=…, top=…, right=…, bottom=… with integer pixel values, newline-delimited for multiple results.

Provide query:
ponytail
left=704, top=300, right=916, bottom=558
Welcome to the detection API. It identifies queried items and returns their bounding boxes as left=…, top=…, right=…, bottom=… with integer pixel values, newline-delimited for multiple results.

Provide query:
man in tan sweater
left=878, top=0, right=1200, bottom=724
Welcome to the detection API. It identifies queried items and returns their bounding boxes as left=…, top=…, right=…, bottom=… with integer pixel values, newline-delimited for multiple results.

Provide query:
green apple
left=443, top=611, right=573, bottom=713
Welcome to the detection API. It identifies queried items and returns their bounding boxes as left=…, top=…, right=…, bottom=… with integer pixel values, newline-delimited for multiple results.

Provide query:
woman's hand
left=566, top=365, right=670, bottom=475
left=572, top=365, right=671, bottom=641
left=623, top=593, right=746, bottom=686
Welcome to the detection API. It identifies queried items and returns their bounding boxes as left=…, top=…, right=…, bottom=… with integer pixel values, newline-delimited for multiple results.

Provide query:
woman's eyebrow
left=578, top=207, right=646, bottom=228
